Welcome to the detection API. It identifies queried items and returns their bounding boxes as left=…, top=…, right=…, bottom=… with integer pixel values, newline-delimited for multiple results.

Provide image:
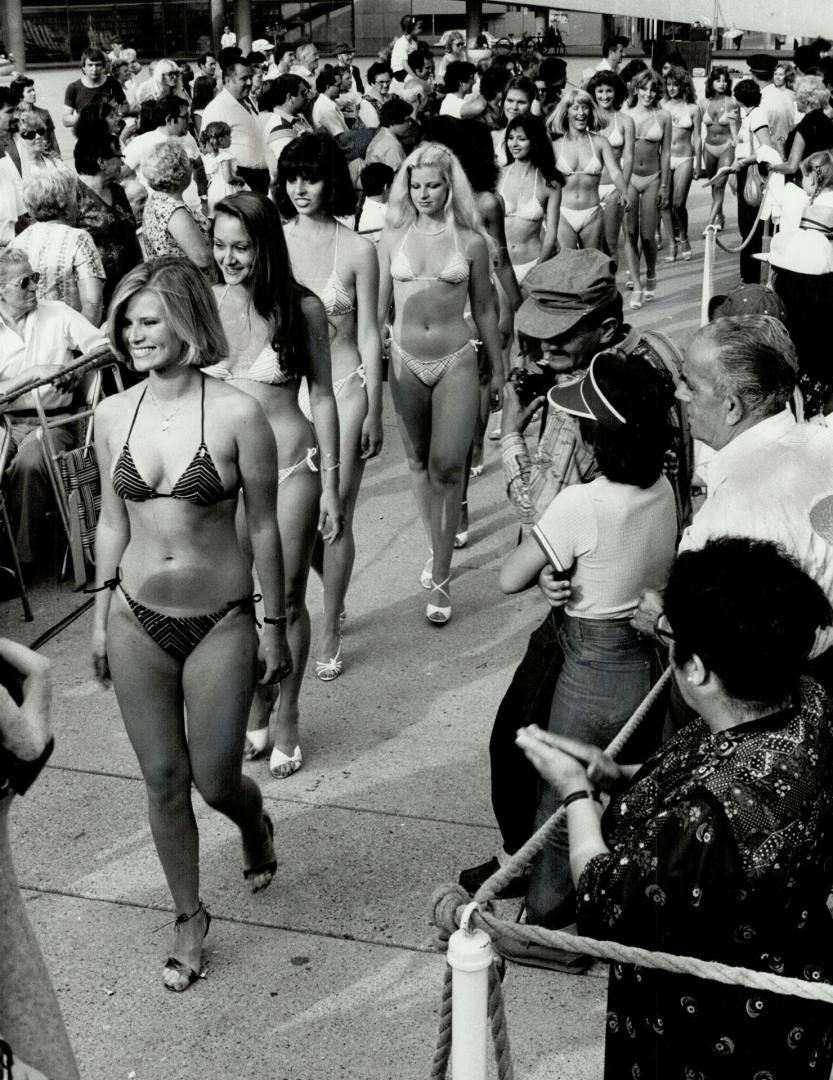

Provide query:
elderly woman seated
left=12, top=164, right=105, bottom=326
left=141, top=141, right=212, bottom=272
left=518, top=537, right=833, bottom=1079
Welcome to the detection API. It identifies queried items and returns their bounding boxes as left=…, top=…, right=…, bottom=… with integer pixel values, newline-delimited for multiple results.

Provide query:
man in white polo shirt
left=201, top=59, right=270, bottom=193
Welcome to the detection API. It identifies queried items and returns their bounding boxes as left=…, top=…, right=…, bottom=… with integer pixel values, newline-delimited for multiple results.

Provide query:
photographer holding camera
left=0, top=639, right=80, bottom=1080
left=458, top=250, right=692, bottom=933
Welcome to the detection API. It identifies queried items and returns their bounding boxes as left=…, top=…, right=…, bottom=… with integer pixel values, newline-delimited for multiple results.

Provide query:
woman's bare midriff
left=226, top=379, right=315, bottom=467
left=392, top=280, right=472, bottom=360
left=119, top=499, right=253, bottom=612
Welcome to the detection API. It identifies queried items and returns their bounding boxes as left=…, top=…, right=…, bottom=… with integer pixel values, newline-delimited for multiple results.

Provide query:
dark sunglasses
left=2, top=272, right=40, bottom=290
left=20, top=128, right=47, bottom=140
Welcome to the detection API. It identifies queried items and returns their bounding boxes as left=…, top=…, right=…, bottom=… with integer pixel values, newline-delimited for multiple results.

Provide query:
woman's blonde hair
left=22, top=162, right=76, bottom=221
left=548, top=88, right=603, bottom=136
left=151, top=58, right=183, bottom=98
left=386, top=141, right=485, bottom=238
left=108, top=257, right=228, bottom=368
left=801, top=150, right=833, bottom=201
left=627, top=68, right=663, bottom=109
left=795, top=75, right=830, bottom=115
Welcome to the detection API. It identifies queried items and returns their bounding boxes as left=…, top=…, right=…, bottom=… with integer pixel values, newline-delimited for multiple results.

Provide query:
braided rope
left=429, top=962, right=453, bottom=1080
left=474, top=667, right=673, bottom=904
left=710, top=179, right=768, bottom=254
left=432, top=900, right=833, bottom=1005
left=488, top=963, right=515, bottom=1080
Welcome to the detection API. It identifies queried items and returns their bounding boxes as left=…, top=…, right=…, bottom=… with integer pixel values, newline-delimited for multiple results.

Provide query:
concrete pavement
left=0, top=70, right=740, bottom=1078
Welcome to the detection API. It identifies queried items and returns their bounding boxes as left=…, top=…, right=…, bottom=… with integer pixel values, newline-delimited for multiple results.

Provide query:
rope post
left=446, top=902, right=493, bottom=1080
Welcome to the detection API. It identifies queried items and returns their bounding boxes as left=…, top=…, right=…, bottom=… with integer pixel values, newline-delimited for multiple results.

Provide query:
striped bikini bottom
left=390, top=336, right=479, bottom=388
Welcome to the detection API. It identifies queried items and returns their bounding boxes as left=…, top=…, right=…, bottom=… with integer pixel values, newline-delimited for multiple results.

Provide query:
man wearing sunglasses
left=0, top=249, right=106, bottom=570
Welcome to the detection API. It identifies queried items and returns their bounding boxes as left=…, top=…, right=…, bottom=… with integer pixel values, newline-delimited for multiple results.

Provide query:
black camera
left=509, top=366, right=553, bottom=408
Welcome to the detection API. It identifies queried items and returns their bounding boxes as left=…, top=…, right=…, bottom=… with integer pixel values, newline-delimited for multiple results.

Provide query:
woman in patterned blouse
left=518, top=537, right=833, bottom=1079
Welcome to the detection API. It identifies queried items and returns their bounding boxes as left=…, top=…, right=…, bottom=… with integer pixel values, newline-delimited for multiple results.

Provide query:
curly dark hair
left=273, top=131, right=357, bottom=219
left=663, top=65, right=697, bottom=105
left=586, top=70, right=627, bottom=111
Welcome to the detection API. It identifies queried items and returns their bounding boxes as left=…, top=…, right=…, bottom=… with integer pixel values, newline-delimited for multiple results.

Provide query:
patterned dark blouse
left=75, top=180, right=142, bottom=306
left=577, top=677, right=833, bottom=1079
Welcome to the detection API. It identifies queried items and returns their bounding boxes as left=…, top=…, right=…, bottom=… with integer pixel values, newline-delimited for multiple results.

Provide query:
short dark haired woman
left=501, top=350, right=676, bottom=928
left=518, top=537, right=833, bottom=1079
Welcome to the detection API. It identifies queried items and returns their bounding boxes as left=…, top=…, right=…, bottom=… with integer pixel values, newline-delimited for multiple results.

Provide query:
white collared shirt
left=312, top=94, right=348, bottom=136
left=0, top=300, right=107, bottom=410
left=680, top=409, right=833, bottom=655
left=201, top=87, right=267, bottom=169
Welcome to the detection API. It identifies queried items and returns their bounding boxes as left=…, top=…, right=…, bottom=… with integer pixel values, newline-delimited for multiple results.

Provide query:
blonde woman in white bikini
left=587, top=71, right=634, bottom=261
left=698, top=66, right=738, bottom=231
left=278, top=133, right=383, bottom=683
left=548, top=88, right=630, bottom=253
left=661, top=66, right=701, bottom=262
left=209, top=192, right=343, bottom=780
left=377, top=143, right=502, bottom=625
left=497, top=114, right=562, bottom=286
left=622, top=69, right=671, bottom=308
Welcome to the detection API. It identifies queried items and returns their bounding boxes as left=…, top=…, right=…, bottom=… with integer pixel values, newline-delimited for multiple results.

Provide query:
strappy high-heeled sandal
left=243, top=813, right=277, bottom=893
left=679, top=239, right=692, bottom=261
left=315, top=637, right=344, bottom=681
left=644, top=276, right=657, bottom=301
left=664, top=240, right=678, bottom=262
left=426, top=577, right=451, bottom=625
left=629, top=287, right=643, bottom=310
left=269, top=744, right=302, bottom=779
left=420, top=551, right=434, bottom=590
left=455, top=501, right=469, bottom=549
left=163, top=901, right=211, bottom=992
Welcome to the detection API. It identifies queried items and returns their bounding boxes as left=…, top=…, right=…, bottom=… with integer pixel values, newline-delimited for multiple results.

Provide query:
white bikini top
left=499, top=163, right=545, bottom=223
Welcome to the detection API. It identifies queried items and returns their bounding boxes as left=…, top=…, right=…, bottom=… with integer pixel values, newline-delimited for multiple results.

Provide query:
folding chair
left=31, top=356, right=124, bottom=589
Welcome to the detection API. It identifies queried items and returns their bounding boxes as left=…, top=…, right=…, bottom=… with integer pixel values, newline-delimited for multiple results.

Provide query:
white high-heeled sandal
left=420, top=551, right=434, bottom=590
left=426, top=577, right=451, bottom=625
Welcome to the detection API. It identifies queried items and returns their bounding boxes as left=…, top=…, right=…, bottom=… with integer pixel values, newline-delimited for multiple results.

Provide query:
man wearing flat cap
left=748, top=53, right=794, bottom=155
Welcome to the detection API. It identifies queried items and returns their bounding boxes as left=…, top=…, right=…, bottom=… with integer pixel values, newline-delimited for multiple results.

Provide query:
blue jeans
left=525, top=615, right=658, bottom=927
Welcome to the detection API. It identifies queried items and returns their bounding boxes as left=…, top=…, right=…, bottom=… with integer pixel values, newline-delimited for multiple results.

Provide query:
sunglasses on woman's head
left=20, top=128, right=47, bottom=139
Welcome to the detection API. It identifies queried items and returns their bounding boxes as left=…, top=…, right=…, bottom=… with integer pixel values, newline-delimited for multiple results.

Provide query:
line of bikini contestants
left=87, top=63, right=738, bottom=986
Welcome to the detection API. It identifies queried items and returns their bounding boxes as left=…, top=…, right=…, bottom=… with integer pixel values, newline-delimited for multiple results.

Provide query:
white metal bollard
left=447, top=902, right=493, bottom=1080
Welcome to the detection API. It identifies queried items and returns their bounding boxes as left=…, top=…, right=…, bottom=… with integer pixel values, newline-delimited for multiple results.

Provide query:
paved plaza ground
left=1, top=60, right=738, bottom=1080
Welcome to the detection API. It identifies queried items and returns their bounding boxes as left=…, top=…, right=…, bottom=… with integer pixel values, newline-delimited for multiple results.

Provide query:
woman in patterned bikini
left=208, top=192, right=342, bottom=779
left=661, top=66, right=701, bottom=262
left=278, top=133, right=382, bottom=683
left=587, top=71, right=634, bottom=262
left=377, top=143, right=502, bottom=625
left=91, top=257, right=290, bottom=992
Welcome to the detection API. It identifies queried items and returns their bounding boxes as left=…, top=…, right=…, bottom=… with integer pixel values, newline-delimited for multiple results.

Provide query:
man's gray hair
left=697, top=314, right=798, bottom=416
left=0, top=247, right=30, bottom=281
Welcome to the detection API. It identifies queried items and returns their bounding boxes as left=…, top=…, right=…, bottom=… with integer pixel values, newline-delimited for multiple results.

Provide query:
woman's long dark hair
left=273, top=131, right=357, bottom=219
left=212, top=192, right=313, bottom=377
left=423, top=116, right=498, bottom=193
left=504, top=114, right=564, bottom=186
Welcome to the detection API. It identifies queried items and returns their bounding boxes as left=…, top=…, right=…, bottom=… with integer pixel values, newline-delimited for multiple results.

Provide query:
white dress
left=203, top=149, right=247, bottom=215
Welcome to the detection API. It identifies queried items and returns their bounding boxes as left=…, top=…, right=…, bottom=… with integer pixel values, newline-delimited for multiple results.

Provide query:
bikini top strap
left=533, top=168, right=540, bottom=200
left=124, top=385, right=148, bottom=446
left=217, top=283, right=231, bottom=310
left=199, top=375, right=206, bottom=446
left=332, top=220, right=340, bottom=275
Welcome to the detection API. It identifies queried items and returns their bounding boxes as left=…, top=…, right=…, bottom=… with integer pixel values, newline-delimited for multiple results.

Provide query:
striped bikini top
left=390, top=223, right=470, bottom=284
left=111, top=378, right=229, bottom=506
left=290, top=220, right=355, bottom=317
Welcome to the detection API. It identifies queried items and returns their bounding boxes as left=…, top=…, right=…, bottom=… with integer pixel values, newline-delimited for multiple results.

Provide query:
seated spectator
left=63, top=47, right=126, bottom=130
left=14, top=167, right=104, bottom=325
left=357, top=161, right=393, bottom=241
left=500, top=350, right=676, bottom=936
left=0, top=248, right=106, bottom=567
left=74, top=134, right=141, bottom=307
left=312, top=67, right=349, bottom=136
left=8, top=77, right=58, bottom=155
left=365, top=99, right=414, bottom=171
left=140, top=141, right=211, bottom=271
left=439, top=61, right=485, bottom=118
left=13, top=110, right=60, bottom=185
left=519, top=538, right=833, bottom=1078
left=359, top=62, right=392, bottom=127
